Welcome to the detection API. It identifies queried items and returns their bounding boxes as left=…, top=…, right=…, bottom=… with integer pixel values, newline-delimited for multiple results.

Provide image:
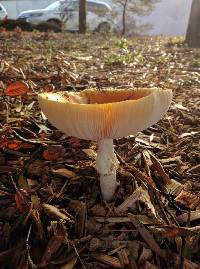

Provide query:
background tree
left=185, top=0, right=200, bottom=48
left=115, top=0, right=159, bottom=35
left=79, top=0, right=86, bottom=33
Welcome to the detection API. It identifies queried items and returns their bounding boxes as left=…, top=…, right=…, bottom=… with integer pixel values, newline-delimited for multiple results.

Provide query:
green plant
left=46, top=41, right=54, bottom=60
left=116, top=38, right=128, bottom=49
left=106, top=50, right=133, bottom=65
left=191, top=56, right=200, bottom=68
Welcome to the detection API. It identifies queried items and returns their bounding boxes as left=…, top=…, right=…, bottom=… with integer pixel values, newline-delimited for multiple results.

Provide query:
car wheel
left=47, top=19, right=62, bottom=28
left=97, top=22, right=111, bottom=33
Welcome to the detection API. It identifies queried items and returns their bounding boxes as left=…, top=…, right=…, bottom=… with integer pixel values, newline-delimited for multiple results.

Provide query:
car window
left=62, top=0, right=110, bottom=14
left=45, top=1, right=60, bottom=11
left=63, top=1, right=78, bottom=11
left=87, top=2, right=110, bottom=14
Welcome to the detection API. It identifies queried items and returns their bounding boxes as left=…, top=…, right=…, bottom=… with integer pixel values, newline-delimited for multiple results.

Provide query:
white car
left=18, top=0, right=116, bottom=32
left=0, top=3, right=8, bottom=20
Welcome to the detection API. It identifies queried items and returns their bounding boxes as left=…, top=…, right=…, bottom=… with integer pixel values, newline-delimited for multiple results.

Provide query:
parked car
left=0, top=3, right=8, bottom=21
left=18, top=0, right=117, bottom=32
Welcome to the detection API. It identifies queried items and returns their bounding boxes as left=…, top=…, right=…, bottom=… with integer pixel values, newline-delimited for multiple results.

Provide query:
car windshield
left=45, top=1, right=60, bottom=10
left=44, top=0, right=111, bottom=14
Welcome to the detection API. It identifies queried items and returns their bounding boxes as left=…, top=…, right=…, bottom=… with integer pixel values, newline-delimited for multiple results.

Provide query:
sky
left=143, top=0, right=192, bottom=35
left=107, top=0, right=192, bottom=35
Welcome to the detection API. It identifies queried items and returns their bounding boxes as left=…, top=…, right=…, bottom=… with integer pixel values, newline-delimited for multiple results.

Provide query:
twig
left=26, top=225, right=39, bottom=269
left=12, top=129, right=56, bottom=145
left=179, top=237, right=186, bottom=269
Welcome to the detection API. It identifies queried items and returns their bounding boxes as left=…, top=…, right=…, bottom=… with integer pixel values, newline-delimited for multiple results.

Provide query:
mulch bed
left=0, top=31, right=199, bottom=269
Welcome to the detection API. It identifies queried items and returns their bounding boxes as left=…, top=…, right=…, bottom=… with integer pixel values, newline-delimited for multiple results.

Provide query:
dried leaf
left=0, top=139, right=22, bottom=150
left=15, top=189, right=30, bottom=211
left=43, top=203, right=73, bottom=222
left=82, top=148, right=97, bottom=159
left=179, top=131, right=199, bottom=138
left=52, top=168, right=77, bottom=178
left=42, top=145, right=66, bottom=161
left=4, top=81, right=29, bottom=96
left=174, top=103, right=189, bottom=111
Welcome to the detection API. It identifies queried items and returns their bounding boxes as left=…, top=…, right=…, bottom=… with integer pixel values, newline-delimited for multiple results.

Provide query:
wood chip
left=52, top=168, right=77, bottom=178
left=60, top=257, right=78, bottom=269
left=176, top=210, right=200, bottom=223
left=116, top=187, right=143, bottom=213
left=175, top=190, right=200, bottom=210
left=128, top=213, right=166, bottom=259
left=93, top=253, right=122, bottom=268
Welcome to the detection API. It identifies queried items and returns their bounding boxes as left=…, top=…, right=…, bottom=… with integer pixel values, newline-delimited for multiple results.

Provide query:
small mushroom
left=38, top=88, right=172, bottom=201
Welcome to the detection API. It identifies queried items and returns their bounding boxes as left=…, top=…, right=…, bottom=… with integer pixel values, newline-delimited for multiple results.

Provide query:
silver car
left=18, top=0, right=116, bottom=32
left=0, top=3, right=8, bottom=21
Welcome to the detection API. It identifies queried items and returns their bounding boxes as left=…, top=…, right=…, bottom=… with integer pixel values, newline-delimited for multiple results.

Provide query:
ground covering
left=0, top=30, right=199, bottom=269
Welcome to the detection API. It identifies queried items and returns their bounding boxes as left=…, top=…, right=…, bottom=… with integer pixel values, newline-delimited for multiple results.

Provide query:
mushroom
left=38, top=88, right=172, bottom=201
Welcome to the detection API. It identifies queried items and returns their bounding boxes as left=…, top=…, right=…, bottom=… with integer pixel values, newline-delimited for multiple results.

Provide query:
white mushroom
left=38, top=88, right=172, bottom=201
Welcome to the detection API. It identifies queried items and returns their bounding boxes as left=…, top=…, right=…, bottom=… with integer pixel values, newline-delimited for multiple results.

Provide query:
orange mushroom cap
left=38, top=88, right=172, bottom=140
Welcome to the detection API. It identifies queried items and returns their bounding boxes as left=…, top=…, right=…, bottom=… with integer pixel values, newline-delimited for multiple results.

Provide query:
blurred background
left=1, top=0, right=192, bottom=35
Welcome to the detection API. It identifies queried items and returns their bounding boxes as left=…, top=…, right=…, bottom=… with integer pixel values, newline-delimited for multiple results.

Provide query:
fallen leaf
left=42, top=145, right=66, bottom=161
left=174, top=103, right=189, bottom=111
left=43, top=203, right=74, bottom=222
left=179, top=131, right=199, bottom=138
left=4, top=81, right=29, bottom=96
left=82, top=148, right=97, bottom=159
left=52, top=168, right=76, bottom=178
left=0, top=139, right=22, bottom=150
left=15, top=189, right=30, bottom=212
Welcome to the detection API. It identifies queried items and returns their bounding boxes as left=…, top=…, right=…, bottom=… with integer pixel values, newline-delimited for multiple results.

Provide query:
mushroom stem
left=96, top=138, right=119, bottom=201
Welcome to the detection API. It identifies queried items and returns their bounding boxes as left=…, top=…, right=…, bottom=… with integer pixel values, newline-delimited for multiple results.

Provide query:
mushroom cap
left=38, top=88, right=172, bottom=140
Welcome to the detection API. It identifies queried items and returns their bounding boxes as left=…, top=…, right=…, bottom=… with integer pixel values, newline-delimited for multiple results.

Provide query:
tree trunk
left=122, top=0, right=128, bottom=35
left=185, top=0, right=200, bottom=47
left=79, top=0, right=86, bottom=34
